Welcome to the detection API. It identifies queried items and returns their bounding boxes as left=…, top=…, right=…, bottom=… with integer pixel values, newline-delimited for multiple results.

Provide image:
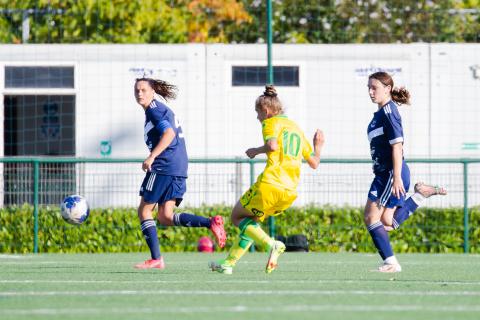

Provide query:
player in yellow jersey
left=209, top=85, right=324, bottom=274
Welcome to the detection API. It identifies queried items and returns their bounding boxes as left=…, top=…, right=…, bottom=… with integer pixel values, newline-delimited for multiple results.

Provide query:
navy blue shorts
left=139, top=173, right=186, bottom=206
left=368, top=162, right=410, bottom=208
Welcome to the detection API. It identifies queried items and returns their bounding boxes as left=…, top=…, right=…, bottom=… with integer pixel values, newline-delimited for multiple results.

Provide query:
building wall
left=0, top=44, right=479, bottom=207
left=1, top=43, right=479, bottom=159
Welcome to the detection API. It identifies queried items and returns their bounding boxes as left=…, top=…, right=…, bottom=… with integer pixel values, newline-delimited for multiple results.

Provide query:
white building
left=0, top=44, right=479, bottom=207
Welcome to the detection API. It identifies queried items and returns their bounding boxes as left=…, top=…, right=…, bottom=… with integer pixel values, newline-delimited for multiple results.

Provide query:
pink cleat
left=210, top=215, right=227, bottom=248
left=135, top=257, right=165, bottom=269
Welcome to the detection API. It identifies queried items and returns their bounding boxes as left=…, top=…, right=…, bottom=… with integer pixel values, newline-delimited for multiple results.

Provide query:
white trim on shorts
left=146, top=173, right=156, bottom=191
left=379, top=171, right=393, bottom=207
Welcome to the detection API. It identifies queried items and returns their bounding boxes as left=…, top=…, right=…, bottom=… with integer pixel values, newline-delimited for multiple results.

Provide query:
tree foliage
left=231, top=0, right=480, bottom=43
left=0, top=0, right=189, bottom=43
left=183, top=0, right=252, bottom=42
left=0, top=0, right=478, bottom=43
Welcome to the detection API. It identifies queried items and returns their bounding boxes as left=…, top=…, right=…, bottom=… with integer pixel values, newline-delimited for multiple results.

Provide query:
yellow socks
left=224, top=234, right=253, bottom=266
left=239, top=217, right=274, bottom=250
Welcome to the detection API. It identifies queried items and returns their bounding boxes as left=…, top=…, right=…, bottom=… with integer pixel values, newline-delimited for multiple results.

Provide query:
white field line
left=0, top=254, right=25, bottom=259
left=1, top=260, right=480, bottom=266
left=1, top=289, right=480, bottom=297
left=2, top=305, right=480, bottom=316
left=2, top=279, right=480, bottom=286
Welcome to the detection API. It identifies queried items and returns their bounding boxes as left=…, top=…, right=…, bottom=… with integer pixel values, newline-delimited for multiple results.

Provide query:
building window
left=4, top=95, right=75, bottom=156
left=5, top=66, right=74, bottom=88
left=232, top=66, right=299, bottom=86
left=3, top=65, right=76, bottom=206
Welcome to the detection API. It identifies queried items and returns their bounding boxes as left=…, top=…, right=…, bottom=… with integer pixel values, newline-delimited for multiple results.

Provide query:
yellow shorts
left=240, top=182, right=297, bottom=222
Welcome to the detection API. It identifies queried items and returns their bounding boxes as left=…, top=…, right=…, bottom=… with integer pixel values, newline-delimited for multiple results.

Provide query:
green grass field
left=1, top=252, right=480, bottom=320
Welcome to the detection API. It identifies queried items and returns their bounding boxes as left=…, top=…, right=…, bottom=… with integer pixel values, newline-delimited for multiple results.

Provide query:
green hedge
left=0, top=205, right=478, bottom=253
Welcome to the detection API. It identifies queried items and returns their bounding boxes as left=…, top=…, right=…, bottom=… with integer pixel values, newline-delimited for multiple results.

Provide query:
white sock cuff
left=411, top=192, right=425, bottom=206
left=141, top=219, right=156, bottom=231
left=384, top=256, right=399, bottom=265
left=392, top=218, right=400, bottom=230
left=367, top=221, right=383, bottom=231
left=173, top=213, right=182, bottom=226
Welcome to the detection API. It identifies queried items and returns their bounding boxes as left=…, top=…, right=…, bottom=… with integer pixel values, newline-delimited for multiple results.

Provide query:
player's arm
left=384, top=110, right=405, bottom=198
left=245, top=138, right=277, bottom=159
left=306, top=129, right=325, bottom=169
left=391, top=142, right=405, bottom=198
left=143, top=121, right=175, bottom=172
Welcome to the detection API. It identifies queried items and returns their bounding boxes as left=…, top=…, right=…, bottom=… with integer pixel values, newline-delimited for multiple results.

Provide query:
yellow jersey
left=257, top=115, right=313, bottom=190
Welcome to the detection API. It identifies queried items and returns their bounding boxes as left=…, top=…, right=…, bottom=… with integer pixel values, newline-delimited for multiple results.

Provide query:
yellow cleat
left=265, top=240, right=286, bottom=273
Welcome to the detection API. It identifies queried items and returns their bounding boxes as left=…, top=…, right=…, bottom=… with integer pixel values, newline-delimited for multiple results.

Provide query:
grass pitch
left=1, top=252, right=479, bottom=320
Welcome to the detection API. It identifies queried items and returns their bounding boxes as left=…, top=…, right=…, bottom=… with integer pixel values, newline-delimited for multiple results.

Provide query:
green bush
left=0, top=204, right=478, bottom=253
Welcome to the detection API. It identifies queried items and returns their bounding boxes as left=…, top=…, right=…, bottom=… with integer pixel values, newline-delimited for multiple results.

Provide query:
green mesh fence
left=0, top=157, right=478, bottom=253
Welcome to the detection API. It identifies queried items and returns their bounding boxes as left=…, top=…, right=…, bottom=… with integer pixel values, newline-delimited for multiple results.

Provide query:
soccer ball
left=197, top=236, right=214, bottom=253
left=60, top=195, right=90, bottom=225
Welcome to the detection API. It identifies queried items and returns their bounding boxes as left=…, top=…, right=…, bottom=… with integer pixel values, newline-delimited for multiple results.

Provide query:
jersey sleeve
left=382, top=106, right=404, bottom=145
left=262, top=119, right=279, bottom=142
left=151, top=107, right=173, bottom=135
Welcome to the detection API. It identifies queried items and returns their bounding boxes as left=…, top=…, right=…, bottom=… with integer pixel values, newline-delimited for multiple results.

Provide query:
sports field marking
left=2, top=304, right=480, bottom=316
left=2, top=289, right=480, bottom=297
left=2, top=279, right=480, bottom=286
left=2, top=259, right=479, bottom=266
left=0, top=254, right=24, bottom=259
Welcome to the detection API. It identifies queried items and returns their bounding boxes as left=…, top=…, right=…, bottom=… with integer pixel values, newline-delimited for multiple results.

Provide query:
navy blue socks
left=140, top=219, right=161, bottom=260
left=368, top=221, right=394, bottom=260
left=173, top=213, right=211, bottom=228
left=392, top=196, right=421, bottom=229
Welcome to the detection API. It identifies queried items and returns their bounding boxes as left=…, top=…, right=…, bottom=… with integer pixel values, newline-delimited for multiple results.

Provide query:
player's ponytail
left=256, top=85, right=284, bottom=115
left=369, top=72, right=411, bottom=106
left=136, top=78, right=178, bottom=101
left=391, top=87, right=411, bottom=105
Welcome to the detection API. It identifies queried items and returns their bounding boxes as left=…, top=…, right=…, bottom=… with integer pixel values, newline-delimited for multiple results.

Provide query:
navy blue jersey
left=144, top=98, right=188, bottom=177
left=367, top=101, right=404, bottom=174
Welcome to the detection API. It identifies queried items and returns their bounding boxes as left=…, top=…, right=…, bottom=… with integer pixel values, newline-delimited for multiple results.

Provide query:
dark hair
left=369, top=72, right=411, bottom=105
left=255, top=85, right=284, bottom=115
left=135, top=78, right=178, bottom=101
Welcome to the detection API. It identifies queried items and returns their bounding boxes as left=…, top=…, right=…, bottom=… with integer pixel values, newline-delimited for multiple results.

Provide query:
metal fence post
left=249, top=159, right=255, bottom=186
left=266, top=0, right=273, bottom=85
left=268, top=216, right=276, bottom=239
left=249, top=160, right=256, bottom=252
left=463, top=161, right=469, bottom=253
left=33, top=159, right=39, bottom=253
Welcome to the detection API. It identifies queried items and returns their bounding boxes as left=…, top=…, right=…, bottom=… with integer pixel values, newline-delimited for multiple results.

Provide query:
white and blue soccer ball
left=60, top=195, right=90, bottom=225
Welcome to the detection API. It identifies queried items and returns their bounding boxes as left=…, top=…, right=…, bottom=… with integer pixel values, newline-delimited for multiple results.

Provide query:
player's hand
left=392, top=176, right=405, bottom=199
left=142, top=156, right=154, bottom=172
left=313, top=129, right=325, bottom=148
left=245, top=148, right=257, bottom=159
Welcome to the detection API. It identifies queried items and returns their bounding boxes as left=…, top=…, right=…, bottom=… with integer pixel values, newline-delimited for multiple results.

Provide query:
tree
left=0, top=0, right=252, bottom=43
left=0, top=0, right=188, bottom=43
left=182, top=0, right=252, bottom=42
left=0, top=0, right=478, bottom=44
left=227, top=0, right=480, bottom=43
